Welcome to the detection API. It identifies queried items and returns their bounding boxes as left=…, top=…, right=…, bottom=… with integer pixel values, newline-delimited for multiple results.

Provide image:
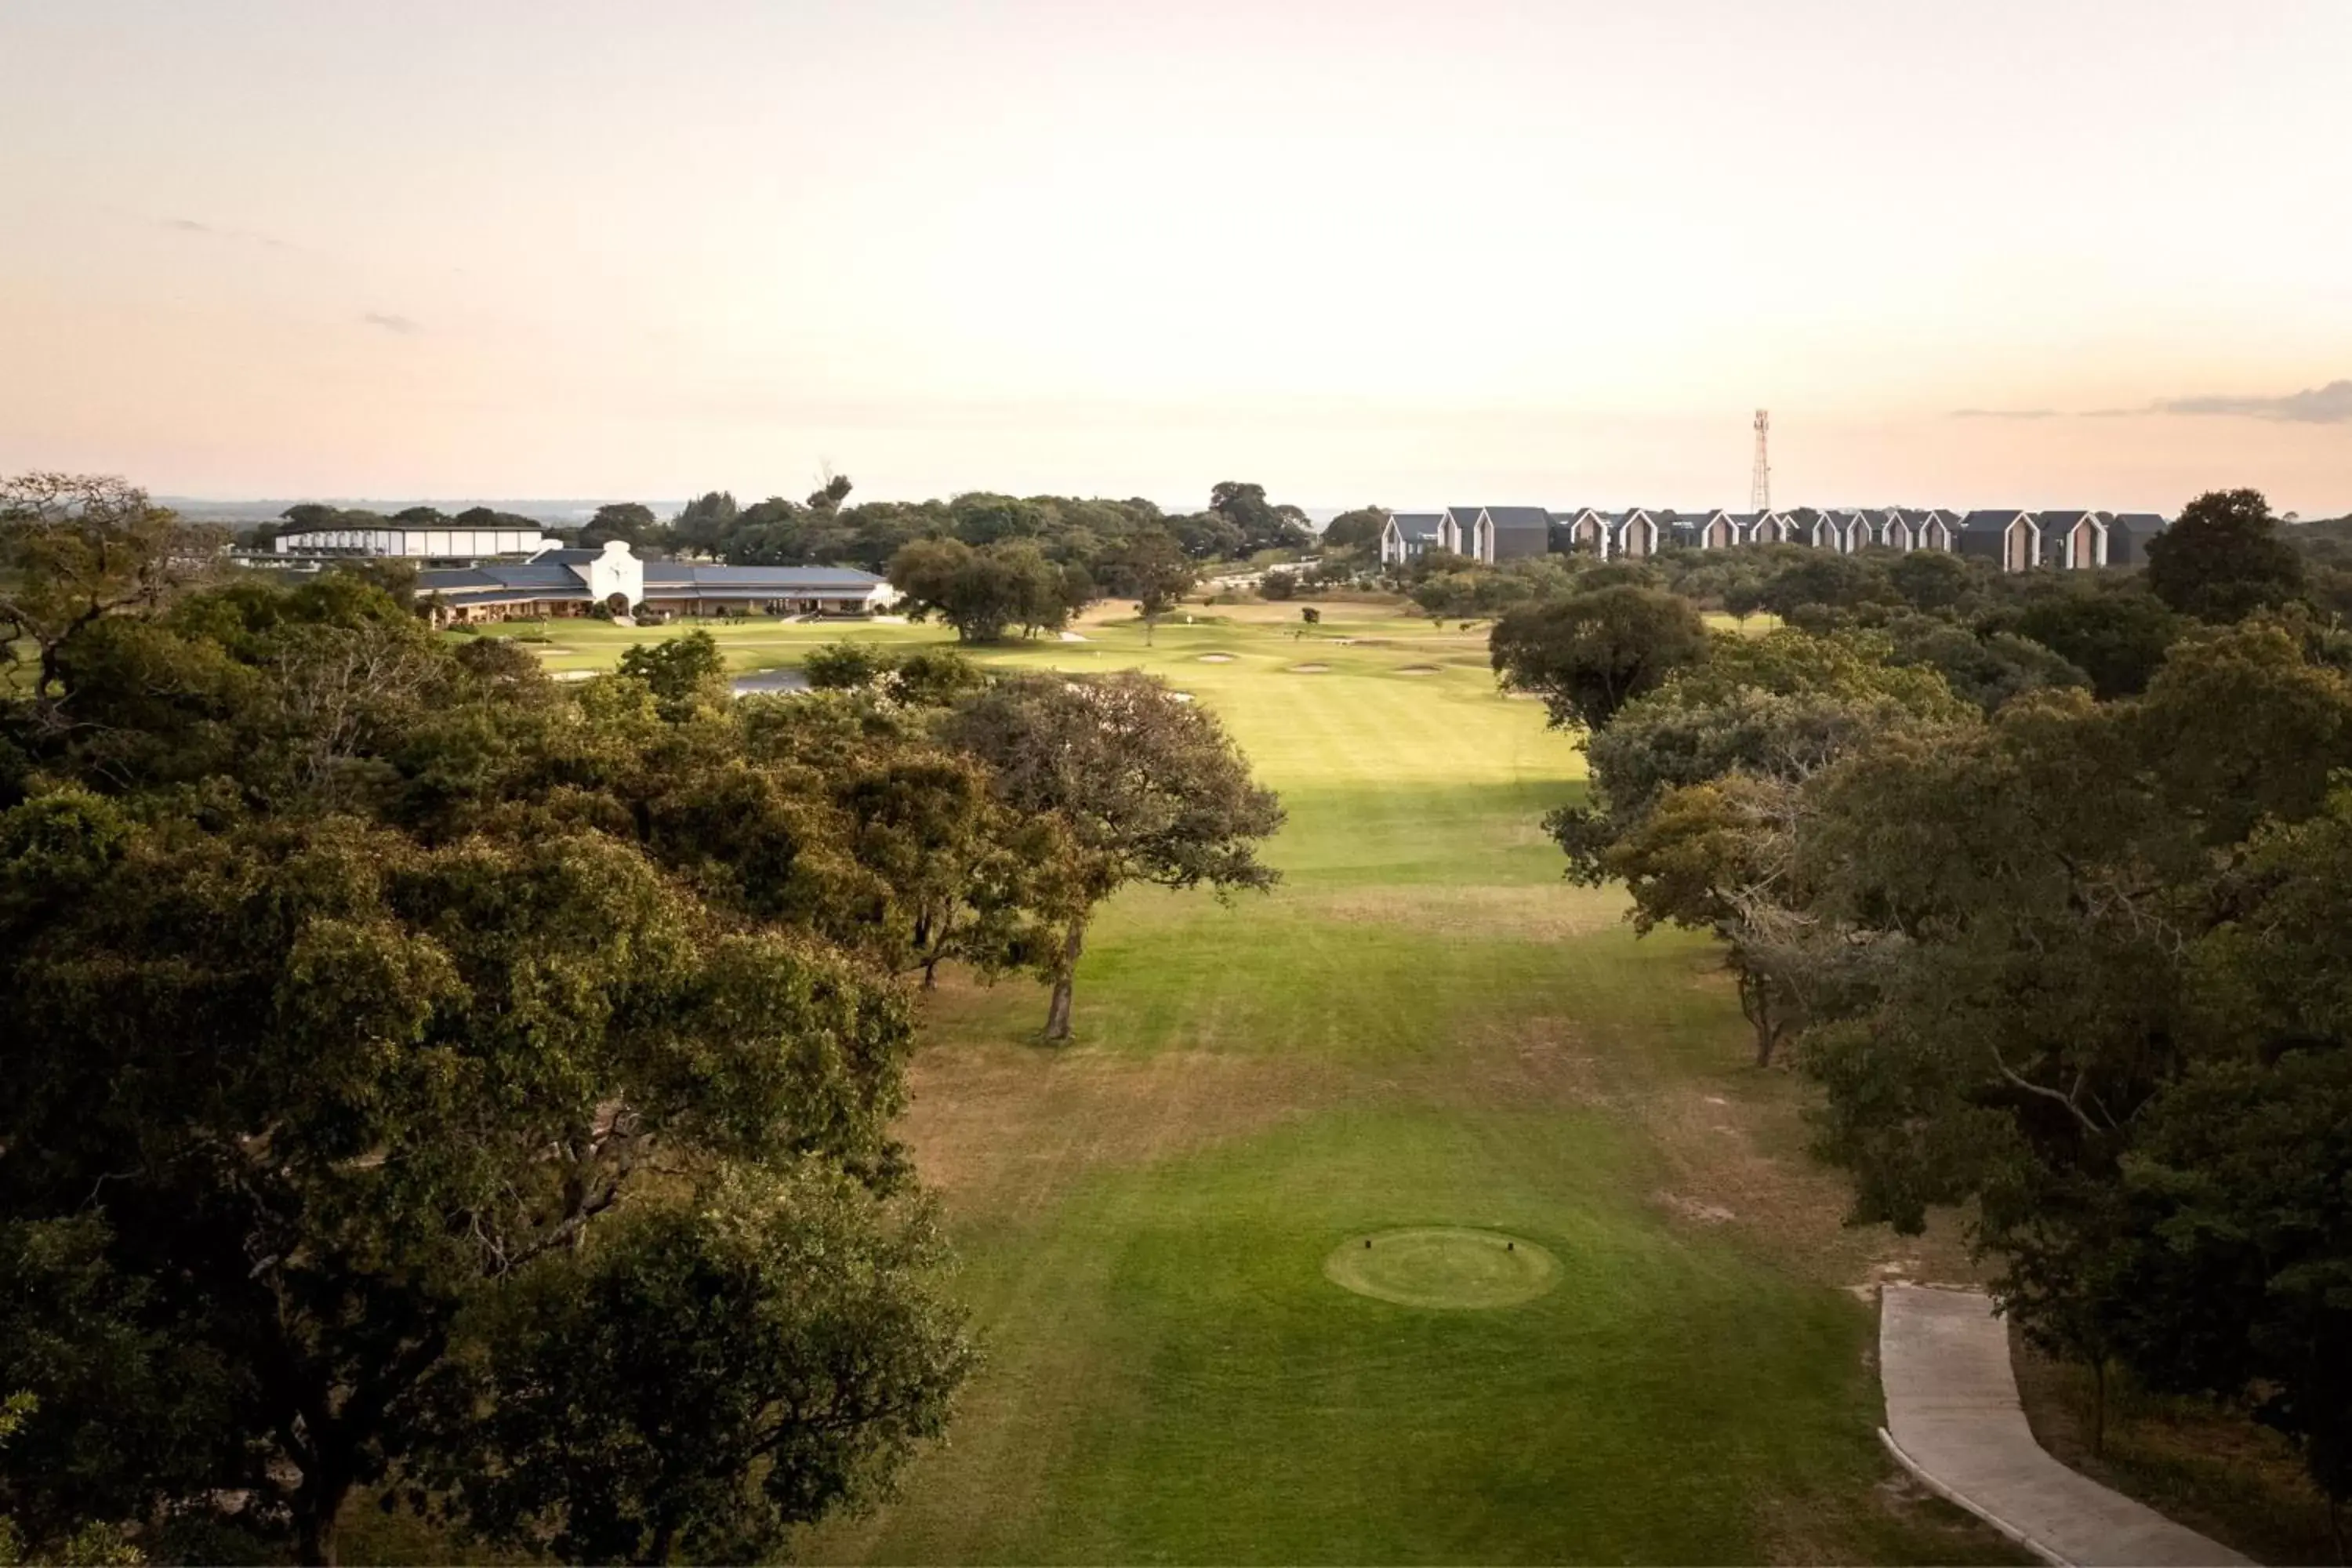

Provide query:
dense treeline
left=1492, top=488, right=2352, bottom=1537
left=0, top=475, right=1279, bottom=1563
left=252, top=481, right=1316, bottom=573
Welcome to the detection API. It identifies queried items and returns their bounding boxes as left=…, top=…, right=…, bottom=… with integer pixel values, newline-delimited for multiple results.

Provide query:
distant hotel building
left=418, top=541, right=896, bottom=625
left=274, top=525, right=551, bottom=561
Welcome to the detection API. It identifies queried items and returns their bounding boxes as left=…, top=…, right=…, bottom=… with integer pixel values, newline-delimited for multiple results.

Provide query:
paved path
left=1878, top=1285, right=2252, bottom=1567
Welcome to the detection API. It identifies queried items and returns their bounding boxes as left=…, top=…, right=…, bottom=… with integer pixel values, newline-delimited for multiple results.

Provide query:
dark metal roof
left=1483, top=506, right=1552, bottom=529
left=419, top=562, right=583, bottom=593
left=641, top=564, right=884, bottom=589
left=1956, top=510, right=2032, bottom=532
left=2107, top=512, right=2168, bottom=532
left=419, top=568, right=500, bottom=590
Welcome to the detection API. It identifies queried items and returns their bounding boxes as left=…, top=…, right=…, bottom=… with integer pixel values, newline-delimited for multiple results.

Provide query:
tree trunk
left=1735, top=964, right=1785, bottom=1068
left=2089, top=1356, right=2107, bottom=1458
left=921, top=956, right=942, bottom=991
left=1044, top=920, right=1085, bottom=1041
left=293, top=1462, right=350, bottom=1567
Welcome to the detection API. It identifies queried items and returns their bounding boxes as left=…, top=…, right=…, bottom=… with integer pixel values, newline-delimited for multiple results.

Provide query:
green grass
left=503, top=601, right=2015, bottom=1564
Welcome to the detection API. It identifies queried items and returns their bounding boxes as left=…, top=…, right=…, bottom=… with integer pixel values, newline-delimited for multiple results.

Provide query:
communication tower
left=1750, top=410, right=1772, bottom=511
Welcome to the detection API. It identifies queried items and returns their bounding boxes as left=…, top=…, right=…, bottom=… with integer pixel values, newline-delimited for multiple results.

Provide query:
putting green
left=1323, top=1227, right=1563, bottom=1309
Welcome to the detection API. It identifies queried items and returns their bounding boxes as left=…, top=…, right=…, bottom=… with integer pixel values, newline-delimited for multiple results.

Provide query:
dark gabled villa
left=418, top=541, right=896, bottom=625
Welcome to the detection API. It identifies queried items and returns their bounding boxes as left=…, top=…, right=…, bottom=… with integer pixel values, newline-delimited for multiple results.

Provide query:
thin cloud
left=2153, top=379, right=2352, bottom=424
left=361, top=312, right=423, bottom=336
left=1951, top=407, right=2059, bottom=420
left=158, top=215, right=294, bottom=250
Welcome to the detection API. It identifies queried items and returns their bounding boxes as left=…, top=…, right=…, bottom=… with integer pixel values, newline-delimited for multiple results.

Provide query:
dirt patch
left=1287, top=662, right=1330, bottom=673
left=1311, top=884, right=1624, bottom=942
left=899, top=1022, right=1339, bottom=1217
left=1654, top=1189, right=1737, bottom=1225
left=1630, top=1060, right=1980, bottom=1289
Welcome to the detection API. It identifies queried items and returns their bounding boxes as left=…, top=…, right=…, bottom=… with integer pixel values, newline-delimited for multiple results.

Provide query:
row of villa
left=1377, top=506, right=2170, bottom=573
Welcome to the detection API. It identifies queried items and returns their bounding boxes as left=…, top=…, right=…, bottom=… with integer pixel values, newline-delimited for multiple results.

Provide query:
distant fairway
left=481, top=601, right=2005, bottom=1564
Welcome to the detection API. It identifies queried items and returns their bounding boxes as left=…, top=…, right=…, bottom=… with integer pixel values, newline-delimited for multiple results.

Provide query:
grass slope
left=481, top=602, right=2008, bottom=1564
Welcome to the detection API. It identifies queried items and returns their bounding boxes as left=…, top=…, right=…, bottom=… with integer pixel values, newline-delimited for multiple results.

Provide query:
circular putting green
left=1323, top=1227, right=1562, bottom=1309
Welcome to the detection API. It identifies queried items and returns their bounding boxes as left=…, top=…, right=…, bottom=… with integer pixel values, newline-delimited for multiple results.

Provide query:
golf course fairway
left=483, top=601, right=2010, bottom=1565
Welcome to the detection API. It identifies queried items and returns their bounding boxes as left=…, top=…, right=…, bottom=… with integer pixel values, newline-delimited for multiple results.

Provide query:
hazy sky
left=3, top=0, right=2348, bottom=513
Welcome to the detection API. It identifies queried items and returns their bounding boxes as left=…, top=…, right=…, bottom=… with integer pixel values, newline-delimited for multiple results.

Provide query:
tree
left=671, top=491, right=740, bottom=557
left=1, top=476, right=222, bottom=700
left=1488, top=586, right=1709, bottom=733
left=1885, top=549, right=1987, bottom=614
left=1880, top=612, right=2089, bottom=713
left=1167, top=510, right=1245, bottom=561
left=945, top=671, right=1282, bottom=1039
left=886, top=539, right=1082, bottom=643
left=1208, top=482, right=1311, bottom=554
left=807, top=472, right=854, bottom=514
left=1321, top=507, right=1387, bottom=554
left=1751, top=554, right=1895, bottom=620
left=2004, top=584, right=2182, bottom=699
left=1552, top=628, right=1973, bottom=1066
left=800, top=643, right=984, bottom=711
left=1096, top=532, right=1196, bottom=644
left=581, top=503, right=661, bottom=549
left=422, top=1167, right=971, bottom=1566
left=2, top=797, right=927, bottom=1562
left=2145, top=487, right=2304, bottom=622
left=1595, top=775, right=1812, bottom=1065
left=618, top=628, right=729, bottom=717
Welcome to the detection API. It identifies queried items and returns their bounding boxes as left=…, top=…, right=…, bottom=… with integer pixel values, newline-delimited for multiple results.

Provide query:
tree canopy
left=945, top=670, right=1282, bottom=1038
left=1489, top=585, right=1709, bottom=733
left=0, top=478, right=993, bottom=1564
left=2145, top=487, right=2305, bottom=622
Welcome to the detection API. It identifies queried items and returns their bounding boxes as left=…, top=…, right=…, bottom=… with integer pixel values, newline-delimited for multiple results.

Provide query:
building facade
left=419, top=542, right=896, bottom=624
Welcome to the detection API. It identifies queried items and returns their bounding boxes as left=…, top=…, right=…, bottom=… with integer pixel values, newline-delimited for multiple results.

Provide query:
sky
left=2, top=0, right=2348, bottom=515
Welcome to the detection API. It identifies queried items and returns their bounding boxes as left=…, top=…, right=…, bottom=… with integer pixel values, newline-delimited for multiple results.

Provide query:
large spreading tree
left=945, top=670, right=1283, bottom=1039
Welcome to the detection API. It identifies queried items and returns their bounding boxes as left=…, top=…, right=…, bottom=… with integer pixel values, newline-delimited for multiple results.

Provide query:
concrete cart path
left=1878, top=1285, right=2252, bottom=1567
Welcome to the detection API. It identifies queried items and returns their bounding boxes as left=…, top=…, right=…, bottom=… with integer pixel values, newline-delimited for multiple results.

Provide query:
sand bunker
left=1198, top=653, right=1236, bottom=663
left=1323, top=1228, right=1562, bottom=1310
left=1288, top=662, right=1330, bottom=673
left=1396, top=665, right=1442, bottom=675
